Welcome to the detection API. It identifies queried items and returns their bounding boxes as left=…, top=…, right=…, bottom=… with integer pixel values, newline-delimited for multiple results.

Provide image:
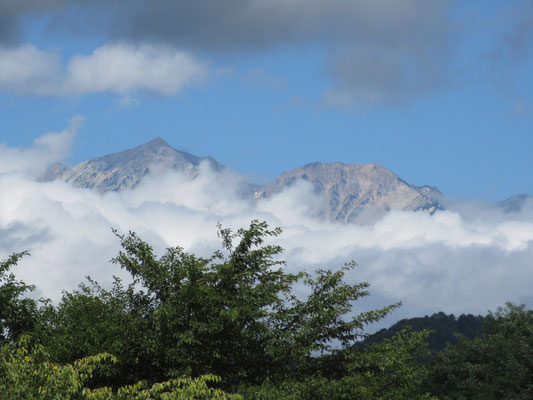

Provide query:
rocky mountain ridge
left=255, top=162, right=442, bottom=223
left=41, top=138, right=444, bottom=223
left=40, top=137, right=222, bottom=192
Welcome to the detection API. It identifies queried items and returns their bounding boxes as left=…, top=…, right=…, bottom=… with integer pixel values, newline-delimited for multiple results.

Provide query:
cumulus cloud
left=0, top=0, right=456, bottom=105
left=2, top=1, right=531, bottom=107
left=63, top=44, right=206, bottom=95
left=0, top=45, right=62, bottom=94
left=0, top=43, right=206, bottom=97
left=1, top=124, right=533, bottom=322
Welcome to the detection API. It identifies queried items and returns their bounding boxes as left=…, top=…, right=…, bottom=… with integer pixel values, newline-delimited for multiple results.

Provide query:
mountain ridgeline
left=255, top=162, right=442, bottom=223
left=40, top=137, right=223, bottom=192
left=40, top=137, right=445, bottom=223
left=359, top=312, right=485, bottom=351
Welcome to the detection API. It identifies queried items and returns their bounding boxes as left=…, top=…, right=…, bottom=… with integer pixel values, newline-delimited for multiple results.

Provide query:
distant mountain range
left=40, top=138, right=527, bottom=223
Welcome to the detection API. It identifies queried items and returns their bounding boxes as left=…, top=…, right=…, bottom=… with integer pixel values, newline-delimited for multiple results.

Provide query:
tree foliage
left=0, top=251, right=38, bottom=346
left=33, top=220, right=399, bottom=389
left=7, top=220, right=532, bottom=399
left=240, top=328, right=436, bottom=399
left=429, top=303, right=533, bottom=399
left=361, top=311, right=485, bottom=351
left=34, top=277, right=153, bottom=386
left=0, top=336, right=238, bottom=399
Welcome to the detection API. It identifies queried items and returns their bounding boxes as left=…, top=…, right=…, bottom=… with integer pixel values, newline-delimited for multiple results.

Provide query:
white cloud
left=64, top=43, right=206, bottom=95
left=0, top=45, right=62, bottom=94
left=2, top=1, right=530, bottom=107
left=0, top=43, right=206, bottom=97
left=1, top=123, right=533, bottom=322
left=0, top=115, right=81, bottom=177
left=0, top=0, right=456, bottom=106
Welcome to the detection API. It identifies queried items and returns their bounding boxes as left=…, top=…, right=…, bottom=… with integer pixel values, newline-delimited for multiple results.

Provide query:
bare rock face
left=40, top=137, right=223, bottom=192
left=255, top=162, right=442, bottom=223
left=40, top=139, right=443, bottom=223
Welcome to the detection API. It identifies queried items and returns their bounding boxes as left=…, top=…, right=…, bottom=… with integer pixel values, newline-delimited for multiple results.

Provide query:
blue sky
left=1, top=0, right=532, bottom=201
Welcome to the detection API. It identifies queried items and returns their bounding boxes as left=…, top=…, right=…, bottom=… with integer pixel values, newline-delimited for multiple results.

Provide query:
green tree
left=360, top=311, right=485, bottom=351
left=429, top=303, right=533, bottom=399
left=34, top=277, right=154, bottom=387
left=34, top=220, right=399, bottom=389
left=240, top=328, right=436, bottom=400
left=0, top=336, right=238, bottom=399
left=110, top=220, right=399, bottom=386
left=0, top=251, right=38, bottom=346
left=0, top=335, right=114, bottom=399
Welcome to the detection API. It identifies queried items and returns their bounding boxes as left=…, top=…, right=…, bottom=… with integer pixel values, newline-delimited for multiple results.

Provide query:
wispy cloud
left=0, top=115, right=81, bottom=176
left=0, top=44, right=62, bottom=94
left=0, top=43, right=206, bottom=98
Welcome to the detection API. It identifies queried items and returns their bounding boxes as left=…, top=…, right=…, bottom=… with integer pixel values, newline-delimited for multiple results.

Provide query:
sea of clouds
left=1, top=120, right=533, bottom=327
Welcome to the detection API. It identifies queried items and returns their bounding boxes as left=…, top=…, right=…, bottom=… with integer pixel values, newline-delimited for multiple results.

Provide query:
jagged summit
left=40, top=138, right=222, bottom=192
left=94, top=137, right=205, bottom=168
left=145, top=136, right=170, bottom=147
left=133, top=137, right=175, bottom=155
left=255, top=161, right=442, bottom=223
left=137, top=137, right=189, bottom=155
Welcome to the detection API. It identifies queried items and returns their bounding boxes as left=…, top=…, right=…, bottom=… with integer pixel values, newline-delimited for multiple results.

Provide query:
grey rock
left=255, top=162, right=442, bottom=223
left=40, top=137, right=224, bottom=193
left=41, top=139, right=444, bottom=223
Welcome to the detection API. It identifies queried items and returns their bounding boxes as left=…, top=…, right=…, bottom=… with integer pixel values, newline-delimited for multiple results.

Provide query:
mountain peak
left=143, top=137, right=171, bottom=149
left=256, top=161, right=442, bottom=223
left=40, top=137, right=219, bottom=192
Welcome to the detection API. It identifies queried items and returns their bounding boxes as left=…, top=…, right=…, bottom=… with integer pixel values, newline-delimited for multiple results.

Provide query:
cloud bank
left=1, top=1, right=532, bottom=106
left=0, top=0, right=467, bottom=106
left=0, top=43, right=206, bottom=97
left=1, top=124, right=533, bottom=322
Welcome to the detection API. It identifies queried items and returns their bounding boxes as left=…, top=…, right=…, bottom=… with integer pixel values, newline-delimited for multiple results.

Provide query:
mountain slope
left=41, top=139, right=443, bottom=223
left=255, top=162, right=442, bottom=223
left=40, top=138, right=223, bottom=192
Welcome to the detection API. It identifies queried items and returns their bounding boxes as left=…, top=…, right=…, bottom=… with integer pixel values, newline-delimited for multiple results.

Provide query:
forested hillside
left=361, top=311, right=485, bottom=351
left=1, top=221, right=532, bottom=399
